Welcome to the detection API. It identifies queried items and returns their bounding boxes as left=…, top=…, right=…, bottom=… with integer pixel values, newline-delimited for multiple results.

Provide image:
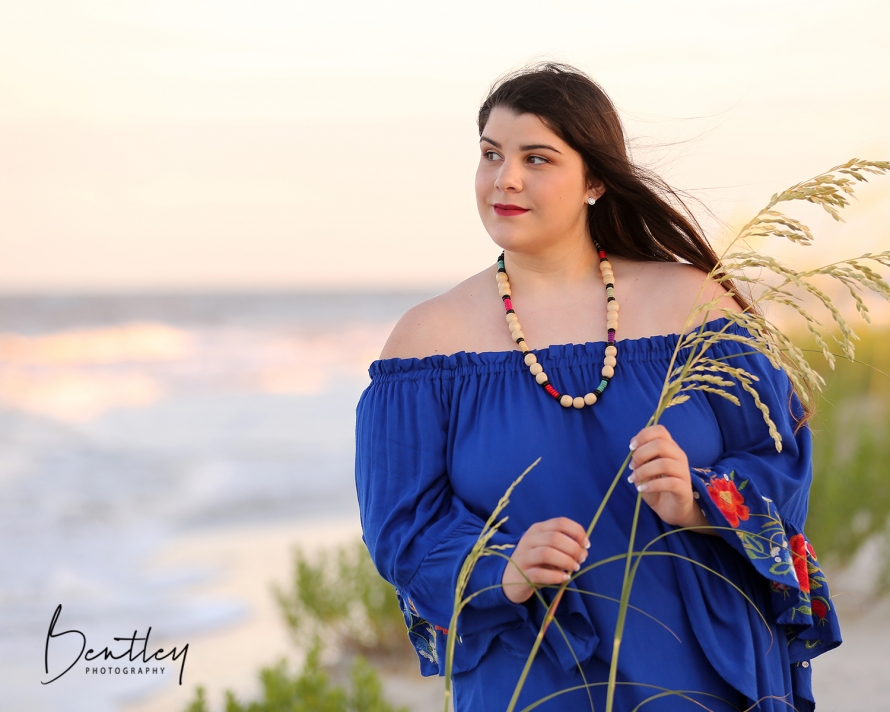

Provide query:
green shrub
left=272, top=540, right=412, bottom=665
left=801, top=322, right=890, bottom=590
left=182, top=641, right=408, bottom=712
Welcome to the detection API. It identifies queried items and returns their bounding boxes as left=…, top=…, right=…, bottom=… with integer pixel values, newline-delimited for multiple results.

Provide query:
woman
left=355, top=63, right=840, bottom=711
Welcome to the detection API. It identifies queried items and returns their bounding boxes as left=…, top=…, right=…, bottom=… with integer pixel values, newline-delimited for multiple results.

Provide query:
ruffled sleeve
left=667, top=332, right=841, bottom=709
left=354, top=359, right=529, bottom=676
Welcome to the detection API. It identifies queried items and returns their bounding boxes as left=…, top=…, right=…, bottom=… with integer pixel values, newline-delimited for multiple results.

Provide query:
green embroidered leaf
left=737, top=531, right=767, bottom=556
left=738, top=479, right=749, bottom=490
left=769, top=562, right=794, bottom=577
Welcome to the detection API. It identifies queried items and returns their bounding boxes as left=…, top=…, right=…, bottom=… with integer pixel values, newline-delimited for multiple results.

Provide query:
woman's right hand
left=501, top=517, right=590, bottom=604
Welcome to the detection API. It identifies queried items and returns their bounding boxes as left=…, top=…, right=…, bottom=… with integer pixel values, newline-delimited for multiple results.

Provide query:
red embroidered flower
left=790, top=534, right=811, bottom=593
left=806, top=540, right=818, bottom=561
left=811, top=598, right=828, bottom=620
left=707, top=476, right=750, bottom=528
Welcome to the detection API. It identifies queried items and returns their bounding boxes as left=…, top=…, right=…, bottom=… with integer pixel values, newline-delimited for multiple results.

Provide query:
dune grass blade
left=443, top=458, right=540, bottom=712
left=519, top=681, right=733, bottom=712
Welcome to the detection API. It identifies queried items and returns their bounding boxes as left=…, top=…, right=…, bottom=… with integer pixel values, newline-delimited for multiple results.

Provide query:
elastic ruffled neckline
left=369, top=316, right=749, bottom=377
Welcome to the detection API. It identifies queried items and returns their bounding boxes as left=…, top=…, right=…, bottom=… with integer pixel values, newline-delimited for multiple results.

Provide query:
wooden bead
left=496, top=272, right=508, bottom=282
left=524, top=353, right=537, bottom=366
left=520, top=341, right=531, bottom=352
left=607, top=320, right=618, bottom=331
left=584, top=392, right=598, bottom=405
left=604, top=355, right=617, bottom=367
left=529, top=363, right=543, bottom=375
left=509, top=320, right=523, bottom=332
left=573, top=396, right=585, bottom=409
left=535, top=371, right=549, bottom=385
left=512, top=330, right=525, bottom=341
left=560, top=395, right=573, bottom=407
left=607, top=301, right=619, bottom=312
left=602, top=365, right=615, bottom=378
left=605, top=345, right=617, bottom=357
left=506, top=313, right=519, bottom=324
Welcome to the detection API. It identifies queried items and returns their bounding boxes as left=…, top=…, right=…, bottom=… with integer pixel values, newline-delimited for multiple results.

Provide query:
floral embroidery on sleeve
left=690, top=466, right=842, bottom=662
left=394, top=588, right=439, bottom=672
left=789, top=534, right=811, bottom=593
left=704, top=471, right=750, bottom=527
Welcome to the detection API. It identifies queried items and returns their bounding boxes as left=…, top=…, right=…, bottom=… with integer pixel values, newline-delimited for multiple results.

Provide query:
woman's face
left=475, top=107, right=598, bottom=255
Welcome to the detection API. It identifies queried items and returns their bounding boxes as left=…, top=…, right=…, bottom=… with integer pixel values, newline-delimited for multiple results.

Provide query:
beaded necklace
left=496, top=240, right=618, bottom=409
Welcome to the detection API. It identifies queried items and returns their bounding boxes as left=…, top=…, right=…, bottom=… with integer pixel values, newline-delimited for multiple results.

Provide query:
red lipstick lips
left=493, top=203, right=530, bottom=217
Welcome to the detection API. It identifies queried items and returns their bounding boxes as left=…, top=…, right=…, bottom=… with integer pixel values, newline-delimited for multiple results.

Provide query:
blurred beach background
left=1, top=1, right=889, bottom=710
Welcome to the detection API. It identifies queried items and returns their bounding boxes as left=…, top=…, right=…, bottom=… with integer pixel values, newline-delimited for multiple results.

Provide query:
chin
left=487, top=232, right=545, bottom=256
left=484, top=225, right=537, bottom=253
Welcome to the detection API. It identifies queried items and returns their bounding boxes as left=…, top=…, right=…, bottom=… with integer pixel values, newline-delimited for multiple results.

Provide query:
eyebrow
left=480, top=136, right=562, bottom=154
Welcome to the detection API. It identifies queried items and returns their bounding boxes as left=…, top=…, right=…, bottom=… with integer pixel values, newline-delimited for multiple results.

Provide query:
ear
left=586, top=176, right=606, bottom=201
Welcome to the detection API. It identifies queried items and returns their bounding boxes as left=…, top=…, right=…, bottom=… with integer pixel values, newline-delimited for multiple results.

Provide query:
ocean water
left=0, top=291, right=435, bottom=712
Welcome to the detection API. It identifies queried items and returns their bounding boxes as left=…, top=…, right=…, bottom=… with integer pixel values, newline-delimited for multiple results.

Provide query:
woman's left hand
left=627, top=424, right=705, bottom=529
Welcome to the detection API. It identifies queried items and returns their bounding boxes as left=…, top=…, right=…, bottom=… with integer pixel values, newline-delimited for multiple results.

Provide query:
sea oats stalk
left=443, top=159, right=889, bottom=712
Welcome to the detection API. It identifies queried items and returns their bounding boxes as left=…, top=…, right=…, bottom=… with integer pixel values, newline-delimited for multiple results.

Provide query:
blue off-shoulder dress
left=355, top=316, right=841, bottom=711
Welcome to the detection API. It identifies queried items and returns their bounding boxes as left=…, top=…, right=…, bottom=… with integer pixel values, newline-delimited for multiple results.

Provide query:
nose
left=494, top=157, right=523, bottom=193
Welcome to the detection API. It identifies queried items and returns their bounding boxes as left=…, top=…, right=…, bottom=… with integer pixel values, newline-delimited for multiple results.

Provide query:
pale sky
left=1, top=0, right=888, bottom=292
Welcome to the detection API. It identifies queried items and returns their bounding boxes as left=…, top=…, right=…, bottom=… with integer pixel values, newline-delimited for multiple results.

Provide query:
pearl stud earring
left=587, top=197, right=596, bottom=206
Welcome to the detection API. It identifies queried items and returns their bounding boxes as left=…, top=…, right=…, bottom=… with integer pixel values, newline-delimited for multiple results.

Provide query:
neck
left=501, top=237, right=612, bottom=293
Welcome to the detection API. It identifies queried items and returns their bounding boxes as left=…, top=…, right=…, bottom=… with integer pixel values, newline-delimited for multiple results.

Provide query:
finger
left=630, top=438, right=674, bottom=469
left=524, top=567, right=572, bottom=585
left=630, top=458, right=688, bottom=486
left=634, top=472, right=691, bottom=495
left=536, top=530, right=587, bottom=561
left=527, top=545, right=583, bottom=572
left=630, top=441, right=686, bottom=479
left=629, top=423, right=673, bottom=451
left=536, top=517, right=590, bottom=549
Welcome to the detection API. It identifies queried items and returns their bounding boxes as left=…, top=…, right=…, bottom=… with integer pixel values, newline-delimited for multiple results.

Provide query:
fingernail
left=563, top=572, right=571, bottom=581
left=581, top=551, right=588, bottom=562
left=628, top=461, right=635, bottom=471
left=574, top=562, right=580, bottom=571
left=636, top=483, right=648, bottom=493
left=629, top=439, right=637, bottom=451
left=627, top=474, right=635, bottom=484
left=584, top=538, right=591, bottom=549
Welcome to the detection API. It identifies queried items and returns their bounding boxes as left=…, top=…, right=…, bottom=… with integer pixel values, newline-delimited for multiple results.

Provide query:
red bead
left=544, top=384, right=560, bottom=399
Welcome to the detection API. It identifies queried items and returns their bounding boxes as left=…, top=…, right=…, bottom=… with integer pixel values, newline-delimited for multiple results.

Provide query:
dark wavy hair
left=477, top=61, right=812, bottom=432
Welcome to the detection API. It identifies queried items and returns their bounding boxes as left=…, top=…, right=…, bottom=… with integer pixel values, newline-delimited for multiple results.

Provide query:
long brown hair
left=477, top=61, right=813, bottom=432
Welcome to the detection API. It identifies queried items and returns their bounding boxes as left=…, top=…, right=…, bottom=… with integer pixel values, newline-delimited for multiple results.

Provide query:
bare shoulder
left=646, top=261, right=744, bottom=332
left=378, top=269, right=495, bottom=360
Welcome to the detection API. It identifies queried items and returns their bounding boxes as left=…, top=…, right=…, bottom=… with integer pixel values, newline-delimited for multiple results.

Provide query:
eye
left=483, top=150, right=502, bottom=161
left=528, top=155, right=549, bottom=165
